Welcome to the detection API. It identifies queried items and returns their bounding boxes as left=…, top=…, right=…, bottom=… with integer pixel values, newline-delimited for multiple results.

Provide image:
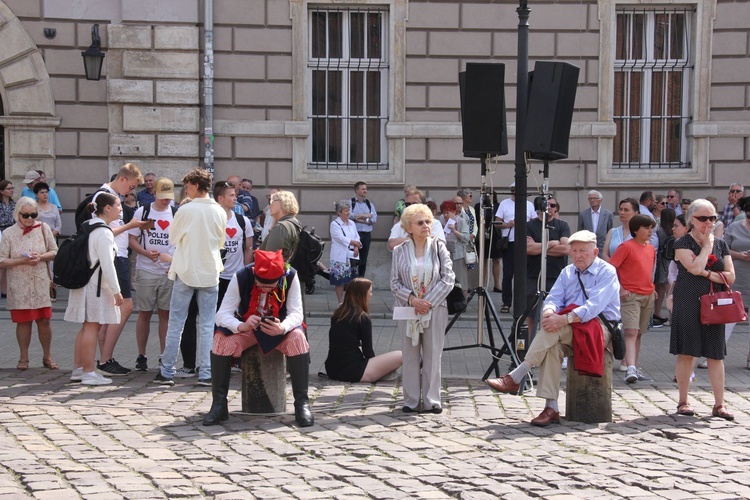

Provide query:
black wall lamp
left=81, top=24, right=105, bottom=81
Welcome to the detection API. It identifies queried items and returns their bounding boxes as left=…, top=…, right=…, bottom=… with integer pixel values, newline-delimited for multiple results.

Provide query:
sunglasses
left=659, top=202, right=668, bottom=206
left=20, top=212, right=38, bottom=219
left=548, top=203, right=558, bottom=208
left=667, top=195, right=677, bottom=198
left=729, top=189, right=743, bottom=194
left=694, top=215, right=718, bottom=223
left=413, top=219, right=431, bottom=226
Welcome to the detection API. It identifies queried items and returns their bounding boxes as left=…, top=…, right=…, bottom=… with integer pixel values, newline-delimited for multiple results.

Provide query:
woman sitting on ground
left=325, top=278, right=402, bottom=383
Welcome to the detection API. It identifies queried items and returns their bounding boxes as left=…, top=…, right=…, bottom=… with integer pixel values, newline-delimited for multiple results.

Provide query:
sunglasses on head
left=694, top=215, right=718, bottom=223
left=20, top=212, right=38, bottom=219
left=682, top=199, right=692, bottom=204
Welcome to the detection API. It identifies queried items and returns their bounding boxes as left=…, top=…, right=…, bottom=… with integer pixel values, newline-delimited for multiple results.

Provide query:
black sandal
left=500, top=305, right=510, bottom=314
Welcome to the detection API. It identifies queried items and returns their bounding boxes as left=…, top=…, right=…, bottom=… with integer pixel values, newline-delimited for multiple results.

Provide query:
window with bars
left=308, top=7, right=389, bottom=170
left=613, top=8, right=692, bottom=169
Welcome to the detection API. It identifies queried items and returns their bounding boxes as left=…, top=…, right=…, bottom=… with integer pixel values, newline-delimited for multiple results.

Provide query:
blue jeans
left=160, top=277, right=218, bottom=380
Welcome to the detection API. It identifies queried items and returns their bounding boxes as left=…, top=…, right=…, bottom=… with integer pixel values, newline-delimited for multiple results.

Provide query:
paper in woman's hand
left=393, top=307, right=419, bottom=320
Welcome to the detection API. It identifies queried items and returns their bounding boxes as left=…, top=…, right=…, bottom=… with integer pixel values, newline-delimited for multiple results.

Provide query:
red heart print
left=226, top=228, right=237, bottom=238
left=157, top=220, right=170, bottom=230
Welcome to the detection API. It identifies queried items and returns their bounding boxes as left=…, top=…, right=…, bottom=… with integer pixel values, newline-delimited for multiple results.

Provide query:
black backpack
left=53, top=221, right=113, bottom=295
left=289, top=220, right=324, bottom=282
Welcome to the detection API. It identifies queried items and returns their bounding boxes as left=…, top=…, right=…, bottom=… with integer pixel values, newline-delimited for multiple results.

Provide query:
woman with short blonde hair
left=391, top=203, right=455, bottom=413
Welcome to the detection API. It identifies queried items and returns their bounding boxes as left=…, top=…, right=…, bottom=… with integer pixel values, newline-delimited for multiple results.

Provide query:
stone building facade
left=0, top=0, right=748, bottom=287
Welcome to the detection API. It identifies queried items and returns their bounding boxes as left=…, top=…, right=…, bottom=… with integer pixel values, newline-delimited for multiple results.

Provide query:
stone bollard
left=565, top=351, right=613, bottom=423
left=241, top=346, right=286, bottom=413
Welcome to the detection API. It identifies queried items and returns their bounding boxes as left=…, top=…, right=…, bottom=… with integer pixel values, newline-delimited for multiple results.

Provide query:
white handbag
left=464, top=243, right=477, bottom=265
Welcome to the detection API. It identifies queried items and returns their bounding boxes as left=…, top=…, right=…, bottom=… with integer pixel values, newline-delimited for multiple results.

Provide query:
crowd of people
left=0, top=166, right=747, bottom=425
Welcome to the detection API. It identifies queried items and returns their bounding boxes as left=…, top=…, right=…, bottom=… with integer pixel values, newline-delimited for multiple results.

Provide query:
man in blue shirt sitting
left=486, top=230, right=621, bottom=426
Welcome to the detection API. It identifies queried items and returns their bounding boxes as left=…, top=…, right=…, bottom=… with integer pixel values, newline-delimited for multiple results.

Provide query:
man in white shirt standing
left=91, top=163, right=149, bottom=377
left=154, top=168, right=227, bottom=387
left=128, top=178, right=176, bottom=372
left=215, top=180, right=254, bottom=304
left=351, top=181, right=377, bottom=277
left=494, top=182, right=536, bottom=313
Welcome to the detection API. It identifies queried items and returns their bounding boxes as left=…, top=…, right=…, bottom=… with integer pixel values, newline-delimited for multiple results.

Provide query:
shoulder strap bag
left=576, top=272, right=625, bottom=360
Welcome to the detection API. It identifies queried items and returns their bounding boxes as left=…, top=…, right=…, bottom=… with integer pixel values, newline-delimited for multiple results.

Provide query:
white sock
left=509, top=361, right=532, bottom=384
left=546, top=399, right=558, bottom=412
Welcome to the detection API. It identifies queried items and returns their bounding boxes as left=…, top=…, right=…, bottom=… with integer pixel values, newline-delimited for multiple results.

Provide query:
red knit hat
left=254, top=249, right=286, bottom=281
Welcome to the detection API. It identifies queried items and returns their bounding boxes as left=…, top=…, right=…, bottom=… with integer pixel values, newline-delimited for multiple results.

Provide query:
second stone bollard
left=565, top=350, right=613, bottom=423
left=241, top=346, right=286, bottom=413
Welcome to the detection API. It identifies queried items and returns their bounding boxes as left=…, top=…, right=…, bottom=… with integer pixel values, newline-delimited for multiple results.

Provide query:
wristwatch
left=566, top=313, right=573, bottom=324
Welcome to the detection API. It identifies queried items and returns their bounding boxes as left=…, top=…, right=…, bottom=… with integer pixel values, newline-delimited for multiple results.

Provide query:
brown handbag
left=699, top=272, right=747, bottom=325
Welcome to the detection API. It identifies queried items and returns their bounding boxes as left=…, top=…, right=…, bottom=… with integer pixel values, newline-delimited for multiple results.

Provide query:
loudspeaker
left=460, top=63, right=508, bottom=158
left=523, top=61, right=580, bottom=161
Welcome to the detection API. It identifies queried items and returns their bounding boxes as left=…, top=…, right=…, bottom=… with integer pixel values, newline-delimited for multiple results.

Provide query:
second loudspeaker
left=523, top=61, right=580, bottom=161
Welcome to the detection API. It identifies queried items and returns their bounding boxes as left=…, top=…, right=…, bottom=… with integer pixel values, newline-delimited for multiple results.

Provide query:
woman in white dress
left=65, top=192, right=125, bottom=385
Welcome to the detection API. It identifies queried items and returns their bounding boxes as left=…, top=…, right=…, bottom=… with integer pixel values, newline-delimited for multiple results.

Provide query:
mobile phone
left=145, top=219, right=156, bottom=230
left=261, top=315, right=276, bottom=323
left=21, top=252, right=32, bottom=258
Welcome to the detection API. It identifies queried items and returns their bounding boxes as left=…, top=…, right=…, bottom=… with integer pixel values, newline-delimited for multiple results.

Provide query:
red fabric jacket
left=559, top=304, right=604, bottom=377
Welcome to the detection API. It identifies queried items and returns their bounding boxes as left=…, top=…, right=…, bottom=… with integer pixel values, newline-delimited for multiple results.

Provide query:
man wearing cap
left=486, top=230, right=621, bottom=426
left=494, top=182, right=536, bottom=313
left=204, top=249, right=313, bottom=427
left=154, top=168, right=227, bottom=387
left=21, top=170, right=63, bottom=211
left=128, top=177, right=177, bottom=372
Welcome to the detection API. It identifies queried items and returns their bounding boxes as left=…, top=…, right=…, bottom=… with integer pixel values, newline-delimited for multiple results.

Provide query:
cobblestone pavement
left=0, top=288, right=749, bottom=498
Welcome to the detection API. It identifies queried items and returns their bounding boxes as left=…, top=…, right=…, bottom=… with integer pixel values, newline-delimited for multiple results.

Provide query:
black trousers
left=357, top=231, right=372, bottom=277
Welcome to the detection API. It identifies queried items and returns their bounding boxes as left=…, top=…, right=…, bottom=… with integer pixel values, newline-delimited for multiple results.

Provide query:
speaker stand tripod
left=443, top=155, right=521, bottom=382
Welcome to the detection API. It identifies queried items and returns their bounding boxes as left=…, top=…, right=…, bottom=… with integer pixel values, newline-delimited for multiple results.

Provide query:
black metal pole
left=513, top=1, right=530, bottom=319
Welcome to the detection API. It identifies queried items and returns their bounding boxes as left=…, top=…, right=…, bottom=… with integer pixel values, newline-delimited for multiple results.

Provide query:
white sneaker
left=70, top=367, right=83, bottom=382
left=625, top=365, right=638, bottom=384
left=561, top=357, right=568, bottom=370
left=618, top=364, right=628, bottom=372
left=81, top=371, right=112, bottom=386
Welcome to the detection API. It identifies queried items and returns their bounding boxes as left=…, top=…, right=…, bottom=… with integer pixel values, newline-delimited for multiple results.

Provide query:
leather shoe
left=486, top=374, right=520, bottom=395
left=530, top=407, right=560, bottom=427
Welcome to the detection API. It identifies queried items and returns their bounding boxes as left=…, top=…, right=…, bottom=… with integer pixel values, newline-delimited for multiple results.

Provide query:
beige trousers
left=524, top=318, right=611, bottom=400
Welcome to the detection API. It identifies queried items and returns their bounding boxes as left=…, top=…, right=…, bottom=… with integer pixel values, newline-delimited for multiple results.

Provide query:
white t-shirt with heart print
left=129, top=204, right=175, bottom=275
left=221, top=212, right=252, bottom=280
